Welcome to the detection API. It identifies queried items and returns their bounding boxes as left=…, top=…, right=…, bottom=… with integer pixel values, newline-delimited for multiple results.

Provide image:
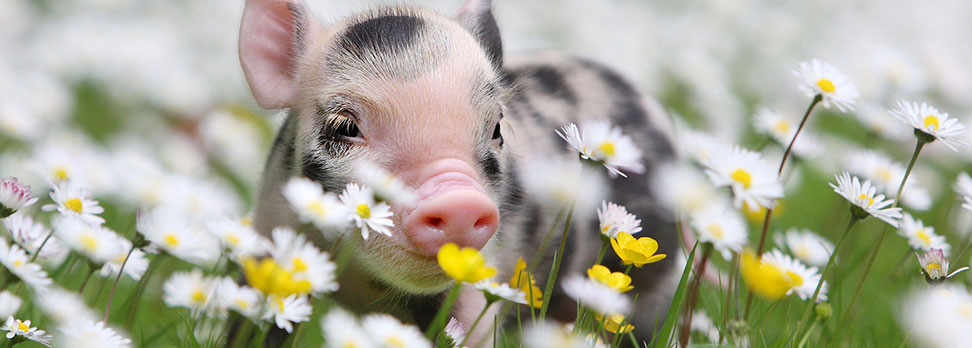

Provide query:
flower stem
left=539, top=201, right=576, bottom=321
left=28, top=230, right=54, bottom=263
left=720, top=252, right=738, bottom=344
left=459, top=301, right=492, bottom=348
left=678, top=243, right=713, bottom=348
left=594, top=236, right=609, bottom=266
left=77, top=263, right=96, bottom=294
left=831, top=139, right=925, bottom=344
left=105, top=244, right=137, bottom=322
left=745, top=95, right=822, bottom=319
left=425, top=283, right=463, bottom=340
left=797, top=215, right=858, bottom=334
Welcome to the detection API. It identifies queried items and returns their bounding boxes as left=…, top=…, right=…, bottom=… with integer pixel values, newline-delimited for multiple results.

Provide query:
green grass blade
left=652, top=241, right=698, bottom=348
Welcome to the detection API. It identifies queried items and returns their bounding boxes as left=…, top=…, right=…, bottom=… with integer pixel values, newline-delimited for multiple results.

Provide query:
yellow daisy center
left=292, top=257, right=307, bottom=272
left=53, top=167, right=69, bottom=181
left=342, top=343, right=359, bottom=348
left=234, top=299, right=250, bottom=309
left=274, top=296, right=285, bottom=312
left=16, top=321, right=29, bottom=332
left=386, top=337, right=405, bottom=348
left=795, top=246, right=811, bottom=261
left=226, top=233, right=240, bottom=246
left=164, top=234, right=180, bottom=247
left=706, top=224, right=724, bottom=239
left=356, top=203, right=371, bottom=219
left=306, top=201, right=327, bottom=216
left=916, top=229, right=932, bottom=247
left=730, top=169, right=752, bottom=189
left=923, top=114, right=940, bottom=131
left=241, top=217, right=252, bottom=226
left=65, top=198, right=84, bottom=213
left=926, top=263, right=941, bottom=273
left=598, top=142, right=616, bottom=157
left=12, top=260, right=22, bottom=267
left=191, top=290, right=206, bottom=304
left=786, top=270, right=804, bottom=287
left=857, top=193, right=874, bottom=208
left=773, top=120, right=791, bottom=135
left=817, top=78, right=836, bottom=93
left=81, top=234, right=99, bottom=252
left=875, top=167, right=892, bottom=183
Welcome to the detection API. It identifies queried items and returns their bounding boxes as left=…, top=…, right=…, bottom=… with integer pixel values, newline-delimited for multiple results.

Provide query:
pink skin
left=398, top=159, right=500, bottom=256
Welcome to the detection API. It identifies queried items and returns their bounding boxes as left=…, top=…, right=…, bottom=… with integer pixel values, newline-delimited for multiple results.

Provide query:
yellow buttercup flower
left=610, top=232, right=666, bottom=267
left=739, top=249, right=793, bottom=300
left=596, top=313, right=635, bottom=334
left=437, top=243, right=496, bottom=283
left=587, top=265, right=633, bottom=293
left=242, top=257, right=312, bottom=297
left=511, top=257, right=543, bottom=308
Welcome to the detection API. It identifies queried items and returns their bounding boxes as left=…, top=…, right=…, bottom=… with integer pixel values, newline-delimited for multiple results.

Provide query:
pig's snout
left=402, top=166, right=499, bottom=256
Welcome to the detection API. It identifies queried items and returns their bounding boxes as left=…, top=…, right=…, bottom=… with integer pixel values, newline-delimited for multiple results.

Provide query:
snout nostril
left=474, top=215, right=497, bottom=230
left=426, top=217, right=444, bottom=228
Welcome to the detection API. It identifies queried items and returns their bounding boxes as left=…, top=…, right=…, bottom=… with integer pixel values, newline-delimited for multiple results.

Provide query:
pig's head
left=240, top=0, right=507, bottom=294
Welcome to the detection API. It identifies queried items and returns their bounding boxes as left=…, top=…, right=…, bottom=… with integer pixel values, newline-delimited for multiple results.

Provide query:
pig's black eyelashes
left=321, top=112, right=363, bottom=142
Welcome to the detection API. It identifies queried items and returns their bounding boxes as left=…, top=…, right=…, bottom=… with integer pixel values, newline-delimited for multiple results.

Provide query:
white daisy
left=898, top=213, right=950, bottom=254
left=520, top=154, right=607, bottom=218
left=524, top=322, right=603, bottom=348
left=754, top=107, right=823, bottom=158
left=688, top=311, right=720, bottom=344
left=556, top=121, right=644, bottom=178
left=34, top=287, right=97, bottom=325
left=902, top=285, right=972, bottom=348
left=0, top=177, right=38, bottom=218
left=597, top=201, right=642, bottom=239
left=793, top=58, right=859, bottom=112
left=99, top=236, right=148, bottom=281
left=444, top=318, right=465, bottom=348
left=0, top=238, right=52, bottom=290
left=779, top=229, right=833, bottom=268
left=2, top=317, right=52, bottom=347
left=355, top=162, right=418, bottom=205
left=162, top=269, right=220, bottom=316
left=321, top=308, right=373, bottom=348
left=474, top=280, right=528, bottom=305
left=41, top=180, right=104, bottom=226
left=52, top=216, right=124, bottom=265
left=689, top=204, right=747, bottom=260
left=216, top=278, right=263, bottom=320
left=204, top=216, right=269, bottom=259
left=853, top=103, right=911, bottom=141
left=270, top=227, right=339, bottom=296
left=890, top=100, right=966, bottom=150
left=844, top=150, right=931, bottom=211
left=915, top=248, right=968, bottom=282
left=361, top=313, right=431, bottom=348
left=830, top=172, right=903, bottom=227
left=762, top=249, right=826, bottom=301
left=137, top=206, right=220, bottom=266
left=56, top=319, right=132, bottom=348
left=703, top=144, right=784, bottom=212
left=955, top=172, right=972, bottom=212
left=0, top=292, right=21, bottom=320
left=339, top=183, right=394, bottom=240
left=265, top=294, right=312, bottom=333
left=282, top=177, right=350, bottom=238
left=3, top=213, right=66, bottom=264
left=160, top=175, right=241, bottom=225
left=561, top=275, right=630, bottom=315
left=652, top=162, right=720, bottom=215
left=28, top=143, right=86, bottom=185
left=676, top=126, right=724, bottom=165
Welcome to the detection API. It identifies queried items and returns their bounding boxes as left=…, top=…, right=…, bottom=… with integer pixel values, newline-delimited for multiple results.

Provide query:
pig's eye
left=323, top=111, right=362, bottom=141
left=335, top=118, right=361, bottom=138
left=491, top=122, right=503, bottom=146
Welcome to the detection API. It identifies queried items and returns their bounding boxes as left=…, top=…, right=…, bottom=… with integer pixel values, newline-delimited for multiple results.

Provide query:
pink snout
left=403, top=189, right=499, bottom=256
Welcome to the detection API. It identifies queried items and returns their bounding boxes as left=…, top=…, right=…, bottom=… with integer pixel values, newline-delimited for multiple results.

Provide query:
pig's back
left=500, top=52, right=681, bottom=340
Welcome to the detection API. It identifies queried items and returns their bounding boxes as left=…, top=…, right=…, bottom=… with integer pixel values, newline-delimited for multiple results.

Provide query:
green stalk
left=648, top=242, right=697, bottom=348
left=425, top=283, right=463, bottom=340
left=797, top=215, right=858, bottom=332
left=28, top=230, right=54, bottom=263
left=746, top=95, right=822, bottom=318
left=677, top=243, right=713, bottom=348
left=593, top=236, right=610, bottom=266
left=458, top=300, right=492, bottom=348
left=105, top=244, right=137, bottom=322
left=539, top=201, right=576, bottom=320
left=832, top=138, right=925, bottom=344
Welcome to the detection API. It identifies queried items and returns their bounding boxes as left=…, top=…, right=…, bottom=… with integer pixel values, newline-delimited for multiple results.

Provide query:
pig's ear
left=239, top=0, right=321, bottom=109
left=455, top=0, right=503, bottom=69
